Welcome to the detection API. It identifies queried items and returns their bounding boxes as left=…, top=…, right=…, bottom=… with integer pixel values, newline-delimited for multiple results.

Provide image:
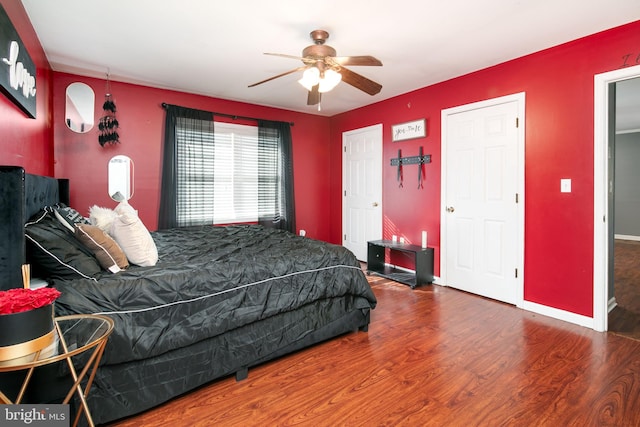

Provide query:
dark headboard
left=0, top=166, right=69, bottom=290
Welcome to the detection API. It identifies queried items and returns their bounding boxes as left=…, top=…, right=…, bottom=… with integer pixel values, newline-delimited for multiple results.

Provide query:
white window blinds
left=175, top=120, right=278, bottom=226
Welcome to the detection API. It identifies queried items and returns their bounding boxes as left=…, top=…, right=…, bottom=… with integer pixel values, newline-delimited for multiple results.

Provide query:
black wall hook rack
left=390, top=146, right=431, bottom=188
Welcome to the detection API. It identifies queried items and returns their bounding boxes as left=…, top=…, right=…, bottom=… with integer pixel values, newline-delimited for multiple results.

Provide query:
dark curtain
left=158, top=104, right=214, bottom=229
left=258, top=120, right=296, bottom=233
left=159, top=105, right=295, bottom=232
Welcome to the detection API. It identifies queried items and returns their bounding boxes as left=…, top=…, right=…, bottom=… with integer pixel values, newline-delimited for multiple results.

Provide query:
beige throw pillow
left=110, top=202, right=158, bottom=267
left=75, top=224, right=129, bottom=273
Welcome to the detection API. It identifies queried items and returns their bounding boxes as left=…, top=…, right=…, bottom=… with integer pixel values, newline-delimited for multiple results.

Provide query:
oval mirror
left=65, top=82, right=95, bottom=133
left=108, top=155, right=134, bottom=201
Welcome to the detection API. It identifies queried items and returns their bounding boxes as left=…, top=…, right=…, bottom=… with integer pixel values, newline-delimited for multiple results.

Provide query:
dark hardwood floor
left=106, top=270, right=640, bottom=427
left=609, top=239, right=640, bottom=341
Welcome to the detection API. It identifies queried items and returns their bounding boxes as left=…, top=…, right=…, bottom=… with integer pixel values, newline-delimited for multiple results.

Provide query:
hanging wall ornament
left=98, top=73, right=120, bottom=146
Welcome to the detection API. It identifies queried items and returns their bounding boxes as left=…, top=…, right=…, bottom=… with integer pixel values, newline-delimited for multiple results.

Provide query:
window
left=175, top=120, right=280, bottom=226
left=159, top=103, right=295, bottom=232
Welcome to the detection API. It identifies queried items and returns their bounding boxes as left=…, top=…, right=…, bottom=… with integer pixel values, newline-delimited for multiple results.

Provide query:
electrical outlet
left=561, top=179, right=571, bottom=193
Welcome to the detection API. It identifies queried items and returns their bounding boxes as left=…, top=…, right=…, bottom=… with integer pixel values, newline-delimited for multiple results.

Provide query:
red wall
left=52, top=73, right=332, bottom=239
left=330, top=20, right=640, bottom=317
left=0, top=0, right=53, bottom=175
left=5, top=0, right=640, bottom=320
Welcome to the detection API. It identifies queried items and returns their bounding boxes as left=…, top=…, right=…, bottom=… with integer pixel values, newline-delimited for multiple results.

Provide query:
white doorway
left=441, top=93, right=525, bottom=305
left=342, top=124, right=383, bottom=261
left=593, top=64, right=640, bottom=332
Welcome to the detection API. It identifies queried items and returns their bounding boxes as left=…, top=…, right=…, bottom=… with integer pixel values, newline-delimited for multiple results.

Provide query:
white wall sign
left=392, top=118, right=426, bottom=142
left=0, top=4, right=37, bottom=118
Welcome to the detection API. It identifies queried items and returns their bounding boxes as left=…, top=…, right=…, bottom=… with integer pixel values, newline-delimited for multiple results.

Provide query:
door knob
left=446, top=206, right=455, bottom=213
left=372, top=202, right=379, bottom=207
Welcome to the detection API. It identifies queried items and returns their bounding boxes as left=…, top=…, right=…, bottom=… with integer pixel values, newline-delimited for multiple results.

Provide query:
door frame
left=440, top=92, right=526, bottom=308
left=593, top=64, right=640, bottom=332
left=341, top=123, right=383, bottom=259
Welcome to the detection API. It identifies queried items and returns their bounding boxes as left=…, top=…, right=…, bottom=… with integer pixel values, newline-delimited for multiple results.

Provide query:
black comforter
left=52, top=225, right=376, bottom=366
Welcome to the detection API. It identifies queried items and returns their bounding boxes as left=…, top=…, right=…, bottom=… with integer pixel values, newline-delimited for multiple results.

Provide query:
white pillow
left=89, top=205, right=119, bottom=232
left=115, top=201, right=137, bottom=216
left=110, top=203, right=158, bottom=267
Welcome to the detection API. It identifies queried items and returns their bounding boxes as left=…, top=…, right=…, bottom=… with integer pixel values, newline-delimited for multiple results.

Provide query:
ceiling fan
left=248, top=30, right=383, bottom=106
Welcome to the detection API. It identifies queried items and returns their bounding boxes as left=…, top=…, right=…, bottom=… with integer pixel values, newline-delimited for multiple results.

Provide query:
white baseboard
left=521, top=300, right=594, bottom=329
left=431, top=285, right=596, bottom=330
left=390, top=267, right=594, bottom=329
left=615, top=234, right=640, bottom=241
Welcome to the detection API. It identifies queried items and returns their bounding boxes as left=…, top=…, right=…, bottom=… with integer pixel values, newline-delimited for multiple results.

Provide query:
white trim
left=615, top=234, right=640, bottom=241
left=616, top=128, right=640, bottom=135
left=440, top=92, right=525, bottom=308
left=522, top=300, right=594, bottom=329
left=593, top=64, right=640, bottom=332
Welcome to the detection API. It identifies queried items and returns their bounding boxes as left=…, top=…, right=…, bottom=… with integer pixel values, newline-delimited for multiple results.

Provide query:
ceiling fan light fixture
left=251, top=30, right=382, bottom=103
left=318, top=69, right=342, bottom=93
left=298, top=67, right=320, bottom=91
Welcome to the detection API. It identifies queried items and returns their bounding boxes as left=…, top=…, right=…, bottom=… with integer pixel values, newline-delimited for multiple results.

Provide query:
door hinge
left=515, top=193, right=519, bottom=203
left=344, top=234, right=347, bottom=241
left=344, top=190, right=347, bottom=196
left=516, top=117, right=519, bottom=128
left=344, top=146, right=346, bottom=152
left=515, top=268, right=518, bottom=278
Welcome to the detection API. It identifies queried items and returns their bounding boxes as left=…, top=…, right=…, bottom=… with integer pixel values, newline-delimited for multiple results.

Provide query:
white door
left=343, top=124, right=383, bottom=261
left=593, top=64, right=640, bottom=331
left=441, top=94, right=524, bottom=305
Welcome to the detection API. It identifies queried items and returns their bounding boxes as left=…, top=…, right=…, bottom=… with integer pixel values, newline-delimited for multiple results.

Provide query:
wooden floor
left=609, top=239, right=640, bottom=341
left=107, top=274, right=640, bottom=427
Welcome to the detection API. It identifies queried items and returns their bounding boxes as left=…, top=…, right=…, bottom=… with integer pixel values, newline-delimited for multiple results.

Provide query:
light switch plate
left=561, top=178, right=571, bottom=193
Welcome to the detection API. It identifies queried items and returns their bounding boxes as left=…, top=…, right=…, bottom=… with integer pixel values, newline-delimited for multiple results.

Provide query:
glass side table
left=0, top=314, right=114, bottom=427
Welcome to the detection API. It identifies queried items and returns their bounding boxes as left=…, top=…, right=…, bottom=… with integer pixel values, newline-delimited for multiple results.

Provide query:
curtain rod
left=161, top=102, right=294, bottom=126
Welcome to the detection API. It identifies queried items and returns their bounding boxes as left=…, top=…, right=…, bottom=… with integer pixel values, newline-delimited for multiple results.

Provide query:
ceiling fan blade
left=264, top=53, right=318, bottom=65
left=332, top=56, right=383, bottom=66
left=248, top=66, right=306, bottom=88
left=307, top=85, right=321, bottom=105
left=337, top=66, right=382, bottom=95
left=264, top=52, right=304, bottom=61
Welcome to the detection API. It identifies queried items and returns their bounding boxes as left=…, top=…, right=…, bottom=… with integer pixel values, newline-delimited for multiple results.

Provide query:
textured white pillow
left=110, top=203, right=158, bottom=267
left=89, top=205, right=119, bottom=232
left=115, top=201, right=137, bottom=216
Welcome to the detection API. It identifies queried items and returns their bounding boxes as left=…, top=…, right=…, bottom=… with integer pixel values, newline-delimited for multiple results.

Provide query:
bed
left=0, top=166, right=377, bottom=425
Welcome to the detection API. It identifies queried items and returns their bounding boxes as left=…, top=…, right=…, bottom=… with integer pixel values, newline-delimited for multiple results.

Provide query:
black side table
left=367, top=240, right=434, bottom=288
left=0, top=314, right=114, bottom=427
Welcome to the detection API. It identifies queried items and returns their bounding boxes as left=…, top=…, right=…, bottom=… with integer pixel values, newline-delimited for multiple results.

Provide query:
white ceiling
left=21, top=0, right=640, bottom=123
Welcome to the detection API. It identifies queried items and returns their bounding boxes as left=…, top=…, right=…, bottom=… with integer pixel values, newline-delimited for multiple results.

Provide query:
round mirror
left=65, top=82, right=95, bottom=133
left=108, top=155, right=134, bottom=201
